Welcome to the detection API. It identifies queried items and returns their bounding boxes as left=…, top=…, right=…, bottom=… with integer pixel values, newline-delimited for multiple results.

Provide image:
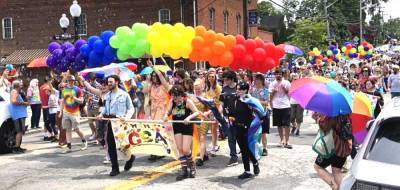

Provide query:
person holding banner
left=96, top=75, right=135, bottom=176
left=364, top=79, right=384, bottom=117
left=163, top=85, right=200, bottom=181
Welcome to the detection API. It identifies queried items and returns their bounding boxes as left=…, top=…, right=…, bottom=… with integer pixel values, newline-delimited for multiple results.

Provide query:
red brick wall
left=256, top=30, right=273, bottom=42
left=0, top=0, right=192, bottom=57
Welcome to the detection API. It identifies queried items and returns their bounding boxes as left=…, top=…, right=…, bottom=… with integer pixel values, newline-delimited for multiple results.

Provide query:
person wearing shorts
left=269, top=69, right=292, bottom=149
left=10, top=80, right=29, bottom=153
left=290, top=103, right=304, bottom=136
left=163, top=85, right=199, bottom=181
left=59, top=75, right=87, bottom=153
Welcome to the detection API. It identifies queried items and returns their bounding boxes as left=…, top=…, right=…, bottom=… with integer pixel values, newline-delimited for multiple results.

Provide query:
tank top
left=10, top=92, right=28, bottom=120
left=171, top=99, right=192, bottom=128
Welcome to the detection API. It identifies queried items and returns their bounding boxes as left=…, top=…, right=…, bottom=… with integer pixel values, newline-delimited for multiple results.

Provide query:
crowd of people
left=1, top=54, right=399, bottom=187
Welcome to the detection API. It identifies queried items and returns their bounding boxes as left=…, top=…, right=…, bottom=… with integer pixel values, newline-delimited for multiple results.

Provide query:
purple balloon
left=46, top=55, right=57, bottom=68
left=52, top=48, right=63, bottom=59
left=62, top=42, right=74, bottom=50
left=71, top=55, right=86, bottom=71
left=74, top=39, right=87, bottom=50
left=48, top=42, right=61, bottom=54
left=65, top=47, right=77, bottom=61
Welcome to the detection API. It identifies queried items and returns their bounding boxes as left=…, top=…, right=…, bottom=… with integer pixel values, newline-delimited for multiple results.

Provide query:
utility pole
left=360, top=0, right=363, bottom=44
left=324, top=0, right=330, bottom=44
left=243, top=0, right=249, bottom=39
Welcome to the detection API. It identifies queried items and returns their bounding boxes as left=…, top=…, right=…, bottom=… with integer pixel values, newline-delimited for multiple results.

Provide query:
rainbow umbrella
left=289, top=76, right=352, bottom=117
left=351, top=92, right=373, bottom=144
left=277, top=44, right=303, bottom=56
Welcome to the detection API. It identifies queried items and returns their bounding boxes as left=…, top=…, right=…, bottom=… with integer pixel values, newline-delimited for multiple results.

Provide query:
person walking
left=289, top=73, right=304, bottom=136
left=388, top=65, right=400, bottom=98
left=26, top=79, right=41, bottom=129
left=10, top=80, right=29, bottom=153
left=163, top=85, right=200, bottom=181
left=97, top=75, right=135, bottom=176
left=47, top=87, right=59, bottom=142
left=269, top=69, right=292, bottom=149
left=59, top=75, right=87, bottom=153
left=39, top=76, right=52, bottom=141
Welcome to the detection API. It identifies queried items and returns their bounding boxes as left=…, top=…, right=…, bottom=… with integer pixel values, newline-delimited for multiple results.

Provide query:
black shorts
left=315, top=154, right=347, bottom=169
left=173, top=124, right=193, bottom=136
left=272, top=108, right=291, bottom=127
left=13, top=118, right=26, bottom=133
left=261, top=115, right=270, bottom=134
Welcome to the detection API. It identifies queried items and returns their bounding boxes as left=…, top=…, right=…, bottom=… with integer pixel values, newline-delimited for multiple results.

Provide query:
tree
left=383, top=18, right=400, bottom=40
left=257, top=1, right=280, bottom=18
left=289, top=19, right=327, bottom=52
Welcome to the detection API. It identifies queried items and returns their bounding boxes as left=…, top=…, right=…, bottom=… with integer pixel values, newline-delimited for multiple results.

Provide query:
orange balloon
left=216, top=33, right=225, bottom=42
left=316, top=59, right=322, bottom=65
left=209, top=56, right=220, bottom=67
left=192, top=36, right=205, bottom=50
left=223, top=35, right=236, bottom=50
left=200, top=47, right=213, bottom=60
left=220, top=51, right=234, bottom=67
left=204, top=30, right=216, bottom=46
left=195, top=26, right=207, bottom=37
left=212, top=41, right=226, bottom=55
left=189, top=51, right=201, bottom=62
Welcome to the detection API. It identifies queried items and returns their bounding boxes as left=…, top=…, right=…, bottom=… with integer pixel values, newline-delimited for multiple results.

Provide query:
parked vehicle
left=340, top=97, right=400, bottom=189
left=0, top=89, right=15, bottom=154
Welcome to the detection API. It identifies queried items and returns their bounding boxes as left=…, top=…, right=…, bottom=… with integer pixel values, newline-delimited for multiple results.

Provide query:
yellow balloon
left=350, top=48, right=357, bottom=54
left=174, top=23, right=186, bottom=32
left=150, top=48, right=163, bottom=57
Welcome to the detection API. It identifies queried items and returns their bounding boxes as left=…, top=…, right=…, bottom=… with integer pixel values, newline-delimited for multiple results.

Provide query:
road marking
left=104, top=160, right=181, bottom=190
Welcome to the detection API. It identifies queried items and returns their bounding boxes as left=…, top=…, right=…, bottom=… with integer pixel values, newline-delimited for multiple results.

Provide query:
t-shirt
left=48, top=94, right=59, bottom=114
left=85, top=80, right=102, bottom=110
left=39, top=84, right=50, bottom=107
left=61, top=86, right=83, bottom=115
left=388, top=73, right=400, bottom=93
left=269, top=80, right=291, bottom=109
left=219, top=84, right=237, bottom=116
left=27, top=87, right=41, bottom=105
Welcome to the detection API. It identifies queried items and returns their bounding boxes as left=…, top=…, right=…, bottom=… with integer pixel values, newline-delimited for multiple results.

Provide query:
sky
left=258, top=0, right=400, bottom=21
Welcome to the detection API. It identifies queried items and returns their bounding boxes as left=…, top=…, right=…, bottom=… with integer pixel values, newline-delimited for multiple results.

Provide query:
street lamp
left=59, top=14, right=70, bottom=34
left=69, top=0, right=82, bottom=41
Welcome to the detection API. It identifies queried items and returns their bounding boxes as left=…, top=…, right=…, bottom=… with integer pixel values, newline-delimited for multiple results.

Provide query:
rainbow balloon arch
left=47, top=22, right=285, bottom=73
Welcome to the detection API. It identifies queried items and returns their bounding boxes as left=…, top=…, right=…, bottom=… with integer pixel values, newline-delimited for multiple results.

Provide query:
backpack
left=312, top=128, right=335, bottom=159
left=332, top=115, right=353, bottom=158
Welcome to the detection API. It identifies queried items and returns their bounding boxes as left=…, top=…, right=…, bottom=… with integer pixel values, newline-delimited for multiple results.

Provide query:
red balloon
left=346, top=44, right=352, bottom=49
left=232, top=44, right=247, bottom=60
left=243, top=54, right=254, bottom=68
left=252, top=48, right=266, bottom=62
left=245, top=39, right=256, bottom=53
left=126, top=64, right=137, bottom=71
left=274, top=58, right=281, bottom=67
left=274, top=46, right=285, bottom=59
left=230, top=60, right=242, bottom=71
left=264, top=57, right=275, bottom=71
left=9, top=69, right=17, bottom=76
left=263, top=43, right=275, bottom=57
left=236, top=35, right=246, bottom=45
left=255, top=39, right=264, bottom=48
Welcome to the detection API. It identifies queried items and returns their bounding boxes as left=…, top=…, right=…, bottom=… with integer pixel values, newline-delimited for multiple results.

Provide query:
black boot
left=187, top=157, right=196, bottom=178
left=124, top=155, right=136, bottom=171
left=176, top=156, right=188, bottom=181
left=109, top=167, right=120, bottom=176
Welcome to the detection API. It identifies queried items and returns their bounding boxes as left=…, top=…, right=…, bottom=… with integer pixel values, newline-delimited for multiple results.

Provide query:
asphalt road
left=0, top=113, right=330, bottom=190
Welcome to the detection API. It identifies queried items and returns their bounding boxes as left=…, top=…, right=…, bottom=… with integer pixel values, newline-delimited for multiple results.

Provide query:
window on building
left=236, top=14, right=241, bottom=34
left=223, top=11, right=229, bottom=34
left=209, top=8, right=215, bottom=30
left=2, top=17, right=13, bottom=40
left=159, top=9, right=171, bottom=24
left=77, top=14, right=87, bottom=36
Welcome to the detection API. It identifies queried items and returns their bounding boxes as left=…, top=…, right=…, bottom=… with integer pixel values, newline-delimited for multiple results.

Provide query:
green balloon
left=117, top=50, right=130, bottom=61
left=132, top=23, right=149, bottom=38
left=109, top=36, right=120, bottom=48
left=136, top=39, right=150, bottom=54
left=119, top=43, right=131, bottom=55
left=130, top=47, right=144, bottom=58
left=116, top=26, right=131, bottom=38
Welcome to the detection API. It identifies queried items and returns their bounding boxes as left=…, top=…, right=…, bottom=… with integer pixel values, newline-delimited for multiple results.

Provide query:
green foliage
left=384, top=18, right=400, bottom=39
left=289, top=19, right=327, bottom=52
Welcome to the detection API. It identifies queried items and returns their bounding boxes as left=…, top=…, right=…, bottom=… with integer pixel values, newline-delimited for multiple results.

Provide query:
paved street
left=0, top=114, right=332, bottom=190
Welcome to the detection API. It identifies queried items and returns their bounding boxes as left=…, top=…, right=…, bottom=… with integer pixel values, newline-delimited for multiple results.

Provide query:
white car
left=340, top=97, right=400, bottom=190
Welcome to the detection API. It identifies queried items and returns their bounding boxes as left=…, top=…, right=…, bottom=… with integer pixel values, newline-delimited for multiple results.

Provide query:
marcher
left=289, top=73, right=304, bottom=136
left=59, top=75, right=87, bottom=153
left=10, top=80, right=29, bottom=153
left=26, top=79, right=41, bottom=129
left=269, top=69, right=292, bottom=149
left=219, top=69, right=239, bottom=166
left=39, top=76, right=52, bottom=141
left=388, top=65, right=400, bottom=98
left=233, top=81, right=260, bottom=179
left=85, top=73, right=102, bottom=141
left=249, top=73, right=270, bottom=156
left=163, top=85, right=199, bottom=181
left=47, top=87, right=59, bottom=142
left=97, top=75, right=135, bottom=176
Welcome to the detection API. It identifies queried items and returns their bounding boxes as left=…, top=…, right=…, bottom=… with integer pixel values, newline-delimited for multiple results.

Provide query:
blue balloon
left=88, top=51, right=102, bottom=68
left=93, top=39, right=105, bottom=54
left=364, top=47, right=369, bottom=51
left=102, top=56, right=114, bottom=65
left=101, top=31, right=115, bottom=45
left=344, top=42, right=350, bottom=46
left=332, top=49, right=338, bottom=55
left=95, top=72, right=105, bottom=79
left=80, top=44, right=91, bottom=58
left=88, top=36, right=100, bottom=48
left=104, top=45, right=116, bottom=58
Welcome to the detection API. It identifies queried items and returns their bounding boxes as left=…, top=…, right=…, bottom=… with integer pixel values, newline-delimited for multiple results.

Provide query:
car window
left=366, top=118, right=400, bottom=165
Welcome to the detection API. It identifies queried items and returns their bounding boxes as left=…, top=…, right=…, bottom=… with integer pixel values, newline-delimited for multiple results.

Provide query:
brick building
left=0, top=0, right=272, bottom=71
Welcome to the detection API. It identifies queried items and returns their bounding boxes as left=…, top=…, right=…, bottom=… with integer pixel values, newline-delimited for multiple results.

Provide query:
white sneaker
left=88, top=135, right=96, bottom=141
left=103, top=159, right=111, bottom=164
left=80, top=141, right=88, bottom=150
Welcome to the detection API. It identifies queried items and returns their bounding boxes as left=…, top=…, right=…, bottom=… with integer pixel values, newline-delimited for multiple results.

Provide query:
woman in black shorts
left=163, top=85, right=199, bottom=181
